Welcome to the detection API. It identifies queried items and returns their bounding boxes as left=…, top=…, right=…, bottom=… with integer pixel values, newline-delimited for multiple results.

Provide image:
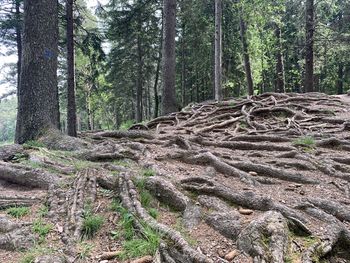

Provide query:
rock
left=248, top=171, right=258, bottom=176
left=238, top=207, right=254, bottom=215
left=224, top=250, right=239, bottom=261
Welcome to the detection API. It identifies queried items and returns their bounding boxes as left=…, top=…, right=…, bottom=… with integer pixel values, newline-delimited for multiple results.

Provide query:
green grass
left=113, top=159, right=131, bottom=167
left=77, top=242, right=94, bottom=260
left=148, top=208, right=159, bottom=219
left=23, top=140, right=45, bottom=149
left=7, top=206, right=30, bottom=218
left=141, top=168, right=156, bottom=177
left=81, top=206, right=104, bottom=239
left=120, top=120, right=135, bottom=131
left=37, top=205, right=49, bottom=218
left=293, top=136, right=315, bottom=147
left=19, top=246, right=54, bottom=263
left=118, top=224, right=161, bottom=260
left=111, top=203, right=135, bottom=240
left=32, top=219, right=53, bottom=243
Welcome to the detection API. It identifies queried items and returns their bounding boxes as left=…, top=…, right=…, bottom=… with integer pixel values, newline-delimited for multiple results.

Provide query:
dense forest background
left=0, top=0, right=350, bottom=144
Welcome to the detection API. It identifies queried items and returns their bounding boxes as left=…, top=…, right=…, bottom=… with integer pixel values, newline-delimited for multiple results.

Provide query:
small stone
left=300, top=190, right=305, bottom=195
left=225, top=250, right=239, bottom=261
left=99, top=261, right=108, bottom=263
left=238, top=207, right=254, bottom=215
left=248, top=171, right=258, bottom=176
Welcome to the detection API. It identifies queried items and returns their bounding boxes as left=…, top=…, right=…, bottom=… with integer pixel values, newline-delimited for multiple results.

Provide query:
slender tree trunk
left=153, top=26, right=163, bottom=119
left=161, top=0, right=177, bottom=115
left=15, top=0, right=22, bottom=92
left=337, top=63, right=344, bottom=94
left=214, top=0, right=223, bottom=101
left=15, top=0, right=59, bottom=144
left=305, top=0, right=314, bottom=92
left=87, top=89, right=93, bottom=130
left=239, top=14, right=254, bottom=96
left=66, top=0, right=77, bottom=137
left=181, top=24, right=186, bottom=107
left=136, top=32, right=143, bottom=122
left=274, top=24, right=285, bottom=93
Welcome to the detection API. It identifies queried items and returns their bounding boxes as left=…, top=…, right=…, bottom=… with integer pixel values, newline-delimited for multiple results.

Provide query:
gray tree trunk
left=214, top=0, right=223, bottom=101
left=136, top=25, right=143, bottom=123
left=305, top=0, right=314, bottom=92
left=274, top=25, right=285, bottom=93
left=161, top=0, right=177, bottom=115
left=66, top=0, right=77, bottom=137
left=15, top=0, right=59, bottom=144
left=239, top=15, right=254, bottom=96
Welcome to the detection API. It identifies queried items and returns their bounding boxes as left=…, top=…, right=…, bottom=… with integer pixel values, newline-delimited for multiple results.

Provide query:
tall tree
left=214, top=0, right=222, bottom=100
left=161, top=0, right=177, bottom=115
left=304, top=0, right=314, bottom=92
left=15, top=0, right=59, bottom=143
left=66, top=0, right=77, bottom=137
left=274, top=24, right=285, bottom=93
left=239, top=13, right=254, bottom=96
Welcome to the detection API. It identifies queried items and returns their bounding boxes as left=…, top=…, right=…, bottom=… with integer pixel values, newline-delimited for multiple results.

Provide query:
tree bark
left=161, top=0, right=177, bottom=115
left=66, top=0, right=77, bottom=137
left=136, top=29, right=143, bottom=122
left=337, top=63, right=344, bottom=94
left=304, top=0, right=314, bottom=92
left=15, top=0, right=59, bottom=144
left=274, top=24, right=285, bottom=93
left=214, top=0, right=223, bottom=101
left=239, top=15, right=254, bottom=96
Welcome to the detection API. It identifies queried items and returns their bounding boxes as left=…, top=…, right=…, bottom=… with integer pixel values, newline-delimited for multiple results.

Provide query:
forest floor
left=0, top=92, right=350, bottom=263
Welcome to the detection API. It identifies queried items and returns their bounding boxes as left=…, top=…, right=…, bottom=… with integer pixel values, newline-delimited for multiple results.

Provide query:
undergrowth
left=6, top=206, right=30, bottom=218
left=81, top=205, right=104, bottom=239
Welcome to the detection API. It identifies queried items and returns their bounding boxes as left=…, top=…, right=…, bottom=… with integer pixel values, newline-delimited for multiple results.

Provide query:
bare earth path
left=0, top=92, right=350, bottom=263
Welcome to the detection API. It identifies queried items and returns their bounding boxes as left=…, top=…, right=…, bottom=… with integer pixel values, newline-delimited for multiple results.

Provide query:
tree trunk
left=15, top=0, right=22, bottom=92
left=305, top=0, right=314, bottom=92
left=15, top=0, right=59, bottom=144
left=161, top=0, right=177, bottom=115
left=214, top=0, right=223, bottom=101
left=239, top=15, right=254, bottom=96
left=337, top=63, right=344, bottom=94
left=66, top=0, right=77, bottom=137
left=136, top=32, right=143, bottom=122
left=274, top=24, right=285, bottom=93
left=181, top=23, right=186, bottom=107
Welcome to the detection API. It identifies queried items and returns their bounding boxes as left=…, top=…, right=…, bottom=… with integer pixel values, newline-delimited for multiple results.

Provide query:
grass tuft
left=81, top=207, right=104, bottom=239
left=293, top=136, right=315, bottom=148
left=32, top=219, right=53, bottom=243
left=7, top=206, right=30, bottom=218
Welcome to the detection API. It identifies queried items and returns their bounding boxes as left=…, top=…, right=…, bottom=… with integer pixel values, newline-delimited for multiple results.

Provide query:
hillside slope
left=0, top=92, right=350, bottom=263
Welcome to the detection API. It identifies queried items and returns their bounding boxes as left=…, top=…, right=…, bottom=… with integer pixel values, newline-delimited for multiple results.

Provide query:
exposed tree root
left=0, top=161, right=60, bottom=189
left=0, top=195, right=40, bottom=209
left=237, top=211, right=289, bottom=263
left=118, top=173, right=212, bottom=263
left=0, top=216, right=34, bottom=251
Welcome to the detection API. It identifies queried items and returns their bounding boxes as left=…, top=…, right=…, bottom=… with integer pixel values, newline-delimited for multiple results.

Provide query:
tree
left=274, top=24, right=285, bottom=93
left=15, top=0, right=59, bottom=143
left=66, top=0, right=77, bottom=137
left=214, top=0, right=222, bottom=100
left=0, top=0, right=23, bottom=91
left=161, top=0, right=177, bottom=115
left=239, top=13, right=254, bottom=96
left=304, top=0, right=314, bottom=92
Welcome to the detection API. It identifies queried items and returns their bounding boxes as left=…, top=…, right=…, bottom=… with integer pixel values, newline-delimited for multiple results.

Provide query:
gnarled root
left=118, top=173, right=212, bottom=263
left=237, top=211, right=289, bottom=263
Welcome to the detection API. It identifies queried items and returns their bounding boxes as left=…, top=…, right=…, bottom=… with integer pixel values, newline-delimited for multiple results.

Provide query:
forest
left=0, top=0, right=349, bottom=142
left=0, top=0, right=350, bottom=263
